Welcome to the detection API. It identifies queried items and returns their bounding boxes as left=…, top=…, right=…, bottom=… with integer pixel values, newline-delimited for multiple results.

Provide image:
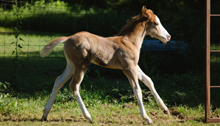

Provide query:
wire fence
left=0, top=2, right=212, bottom=91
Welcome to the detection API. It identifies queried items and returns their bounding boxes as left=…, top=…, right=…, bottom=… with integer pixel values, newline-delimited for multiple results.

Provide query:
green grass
left=0, top=27, right=68, bottom=57
left=0, top=88, right=210, bottom=126
left=0, top=1, right=134, bottom=37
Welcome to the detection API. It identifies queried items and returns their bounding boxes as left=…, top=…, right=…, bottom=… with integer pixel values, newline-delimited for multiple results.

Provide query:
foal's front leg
left=123, top=67, right=153, bottom=124
left=137, top=65, right=169, bottom=114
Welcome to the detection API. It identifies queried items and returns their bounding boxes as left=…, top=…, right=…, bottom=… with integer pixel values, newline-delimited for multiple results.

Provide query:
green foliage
left=55, top=88, right=75, bottom=103
left=0, top=1, right=135, bottom=36
left=0, top=93, right=17, bottom=113
left=35, top=0, right=68, bottom=8
left=7, top=2, right=27, bottom=84
left=60, top=0, right=205, bottom=12
left=0, top=82, right=11, bottom=93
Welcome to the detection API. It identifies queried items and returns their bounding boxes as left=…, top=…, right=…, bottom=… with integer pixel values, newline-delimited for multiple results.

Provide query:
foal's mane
left=117, top=15, right=146, bottom=36
left=117, top=9, right=156, bottom=36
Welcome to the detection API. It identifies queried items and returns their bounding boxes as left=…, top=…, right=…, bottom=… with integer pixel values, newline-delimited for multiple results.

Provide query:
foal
left=40, top=6, right=171, bottom=124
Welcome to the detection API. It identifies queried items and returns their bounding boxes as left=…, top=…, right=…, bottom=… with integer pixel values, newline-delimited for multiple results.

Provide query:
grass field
left=0, top=29, right=68, bottom=57
left=0, top=101, right=208, bottom=126
left=0, top=86, right=212, bottom=126
left=1, top=27, right=220, bottom=125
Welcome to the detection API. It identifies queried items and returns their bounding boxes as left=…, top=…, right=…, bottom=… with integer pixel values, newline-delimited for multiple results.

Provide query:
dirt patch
left=169, top=107, right=185, bottom=120
left=122, top=102, right=136, bottom=109
left=122, top=104, right=133, bottom=109
left=150, top=111, right=158, bottom=116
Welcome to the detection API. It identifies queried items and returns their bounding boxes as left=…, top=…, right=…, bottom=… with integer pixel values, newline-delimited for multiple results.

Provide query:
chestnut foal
left=40, top=6, right=171, bottom=124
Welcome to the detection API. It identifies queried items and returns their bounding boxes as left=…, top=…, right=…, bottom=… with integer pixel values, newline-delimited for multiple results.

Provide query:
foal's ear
left=142, top=6, right=147, bottom=15
left=142, top=6, right=153, bottom=19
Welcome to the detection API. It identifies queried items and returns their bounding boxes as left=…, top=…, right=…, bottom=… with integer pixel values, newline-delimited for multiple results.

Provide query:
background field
left=1, top=0, right=220, bottom=125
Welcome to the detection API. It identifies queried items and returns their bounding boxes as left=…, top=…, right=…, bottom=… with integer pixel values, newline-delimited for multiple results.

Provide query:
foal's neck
left=124, top=22, right=146, bottom=49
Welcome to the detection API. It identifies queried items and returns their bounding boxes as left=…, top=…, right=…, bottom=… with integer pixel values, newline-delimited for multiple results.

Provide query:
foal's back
left=64, top=31, right=130, bottom=69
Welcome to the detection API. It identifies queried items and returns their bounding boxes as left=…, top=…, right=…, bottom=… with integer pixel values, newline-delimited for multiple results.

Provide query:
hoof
left=142, top=114, right=153, bottom=124
left=84, top=115, right=93, bottom=123
left=41, top=116, right=48, bottom=121
left=147, top=119, right=154, bottom=125
left=89, top=120, right=94, bottom=124
left=163, top=110, right=170, bottom=114
left=144, top=117, right=153, bottom=125
left=86, top=117, right=93, bottom=123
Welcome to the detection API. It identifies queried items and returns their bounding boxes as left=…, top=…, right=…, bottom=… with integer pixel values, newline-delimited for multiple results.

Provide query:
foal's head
left=142, top=6, right=171, bottom=43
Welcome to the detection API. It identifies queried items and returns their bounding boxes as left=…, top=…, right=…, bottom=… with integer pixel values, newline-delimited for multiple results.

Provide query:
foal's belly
left=90, top=52, right=122, bottom=69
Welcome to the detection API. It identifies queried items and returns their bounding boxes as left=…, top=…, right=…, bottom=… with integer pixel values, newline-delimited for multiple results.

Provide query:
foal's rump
left=40, top=31, right=122, bottom=69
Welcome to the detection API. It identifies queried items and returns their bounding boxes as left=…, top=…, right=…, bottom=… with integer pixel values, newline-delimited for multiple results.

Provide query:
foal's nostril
left=167, top=35, right=171, bottom=40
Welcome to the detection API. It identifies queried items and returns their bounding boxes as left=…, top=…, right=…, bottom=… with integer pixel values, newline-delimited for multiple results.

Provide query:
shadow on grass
left=0, top=7, right=136, bottom=37
left=193, top=118, right=206, bottom=123
left=1, top=118, right=78, bottom=122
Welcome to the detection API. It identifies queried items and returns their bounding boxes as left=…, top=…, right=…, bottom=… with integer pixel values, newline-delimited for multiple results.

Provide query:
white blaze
left=156, top=16, right=171, bottom=43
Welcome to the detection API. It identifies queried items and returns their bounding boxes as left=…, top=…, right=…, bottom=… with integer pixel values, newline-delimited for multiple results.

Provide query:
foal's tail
left=40, top=36, right=70, bottom=58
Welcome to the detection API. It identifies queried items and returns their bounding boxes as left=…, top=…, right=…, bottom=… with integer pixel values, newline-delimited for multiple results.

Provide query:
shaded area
left=1, top=48, right=220, bottom=109
left=0, top=4, right=136, bottom=37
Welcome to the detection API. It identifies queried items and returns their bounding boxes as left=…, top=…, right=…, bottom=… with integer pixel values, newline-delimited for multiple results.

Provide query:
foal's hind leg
left=69, top=64, right=93, bottom=123
left=41, top=60, right=75, bottom=121
left=137, top=65, right=169, bottom=114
